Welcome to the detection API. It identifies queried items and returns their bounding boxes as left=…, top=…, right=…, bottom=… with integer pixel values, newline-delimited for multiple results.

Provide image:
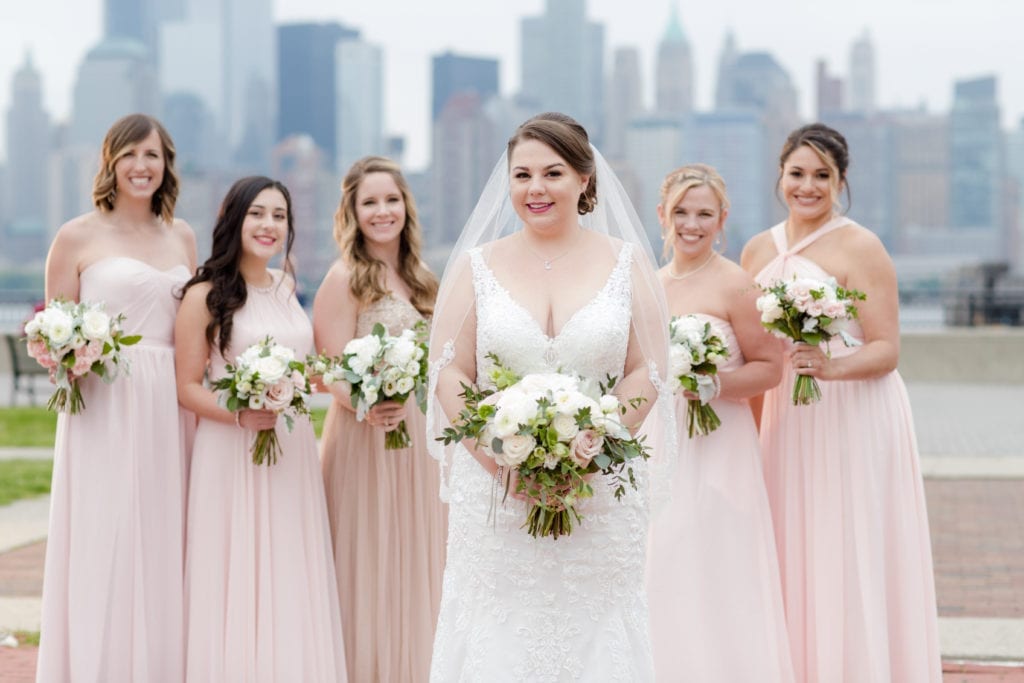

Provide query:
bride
left=427, top=112, right=673, bottom=681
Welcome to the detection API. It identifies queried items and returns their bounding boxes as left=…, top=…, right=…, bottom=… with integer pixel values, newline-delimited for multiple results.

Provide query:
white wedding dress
left=429, top=243, right=654, bottom=682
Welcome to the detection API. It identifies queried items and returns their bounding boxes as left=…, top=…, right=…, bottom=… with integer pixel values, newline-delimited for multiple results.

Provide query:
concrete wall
left=899, top=329, right=1024, bottom=383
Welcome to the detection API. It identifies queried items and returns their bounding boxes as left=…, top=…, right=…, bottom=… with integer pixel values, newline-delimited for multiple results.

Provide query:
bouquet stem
left=686, top=399, right=722, bottom=438
left=384, top=420, right=411, bottom=450
left=47, top=382, right=85, bottom=414
left=792, top=373, right=822, bottom=406
left=524, top=504, right=580, bottom=539
left=251, top=428, right=282, bottom=465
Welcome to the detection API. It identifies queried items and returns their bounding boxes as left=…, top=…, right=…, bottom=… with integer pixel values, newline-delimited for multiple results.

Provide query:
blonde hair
left=334, top=156, right=438, bottom=316
left=92, top=114, right=179, bottom=223
left=658, top=163, right=730, bottom=261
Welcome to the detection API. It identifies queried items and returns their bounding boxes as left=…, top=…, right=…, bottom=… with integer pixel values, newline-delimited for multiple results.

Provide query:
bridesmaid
left=313, top=156, right=447, bottom=682
left=175, top=176, right=346, bottom=681
left=741, top=123, right=941, bottom=682
left=646, top=164, right=794, bottom=682
left=38, top=113, right=195, bottom=682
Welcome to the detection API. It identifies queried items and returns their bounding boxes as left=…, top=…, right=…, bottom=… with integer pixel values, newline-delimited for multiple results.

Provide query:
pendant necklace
left=521, top=230, right=582, bottom=270
left=668, top=251, right=717, bottom=280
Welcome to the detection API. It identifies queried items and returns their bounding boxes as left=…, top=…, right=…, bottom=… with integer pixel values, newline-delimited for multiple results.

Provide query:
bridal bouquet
left=322, top=321, right=428, bottom=450
left=212, top=336, right=313, bottom=465
left=757, top=277, right=865, bottom=405
left=23, top=299, right=141, bottom=414
left=440, top=354, right=650, bottom=539
left=668, top=315, right=729, bottom=437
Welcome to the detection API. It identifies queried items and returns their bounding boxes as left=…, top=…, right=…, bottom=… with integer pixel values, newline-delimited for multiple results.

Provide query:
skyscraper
left=278, top=22, right=360, bottom=168
left=520, top=0, right=605, bottom=142
left=949, top=76, right=1003, bottom=237
left=605, top=47, right=643, bottom=161
left=223, top=0, right=276, bottom=169
left=624, top=116, right=683, bottom=245
left=848, top=30, right=876, bottom=116
left=654, top=3, right=694, bottom=119
left=4, top=52, right=51, bottom=263
left=431, top=52, right=499, bottom=123
left=816, top=59, right=843, bottom=119
left=336, top=38, right=384, bottom=175
left=714, top=30, right=739, bottom=111
left=69, top=38, right=159, bottom=147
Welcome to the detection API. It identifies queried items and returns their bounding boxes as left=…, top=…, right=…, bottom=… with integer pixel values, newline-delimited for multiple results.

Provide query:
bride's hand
left=367, top=401, right=407, bottom=432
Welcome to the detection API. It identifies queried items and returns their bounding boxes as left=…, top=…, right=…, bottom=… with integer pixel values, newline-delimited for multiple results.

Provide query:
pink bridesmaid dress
left=184, top=272, right=346, bottom=682
left=320, top=295, right=447, bottom=683
left=755, top=219, right=942, bottom=682
left=647, top=314, right=795, bottom=683
left=37, top=256, right=191, bottom=682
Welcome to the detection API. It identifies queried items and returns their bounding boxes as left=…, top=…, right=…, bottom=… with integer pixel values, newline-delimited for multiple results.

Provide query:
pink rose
left=290, top=369, right=306, bottom=391
left=806, top=301, right=824, bottom=317
left=569, top=429, right=604, bottom=468
left=26, top=338, right=56, bottom=368
left=824, top=301, right=847, bottom=318
left=264, top=377, right=295, bottom=412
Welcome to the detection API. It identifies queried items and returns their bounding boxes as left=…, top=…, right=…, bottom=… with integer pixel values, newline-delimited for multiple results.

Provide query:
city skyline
left=0, top=0, right=1020, bottom=170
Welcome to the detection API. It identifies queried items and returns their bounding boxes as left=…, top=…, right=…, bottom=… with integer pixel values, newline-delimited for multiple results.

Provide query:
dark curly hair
left=180, top=176, right=295, bottom=357
left=507, top=112, right=598, bottom=215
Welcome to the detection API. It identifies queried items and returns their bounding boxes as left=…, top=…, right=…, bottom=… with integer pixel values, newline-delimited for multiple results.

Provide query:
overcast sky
left=0, top=0, right=1018, bottom=170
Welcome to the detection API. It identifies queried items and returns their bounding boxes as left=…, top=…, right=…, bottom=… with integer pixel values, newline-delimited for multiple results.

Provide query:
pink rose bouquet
left=439, top=354, right=650, bottom=539
left=212, top=336, right=313, bottom=465
left=757, top=276, right=865, bottom=405
left=22, top=299, right=141, bottom=413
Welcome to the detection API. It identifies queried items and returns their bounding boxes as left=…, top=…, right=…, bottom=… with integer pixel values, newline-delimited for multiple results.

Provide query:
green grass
left=0, top=459, right=52, bottom=506
left=0, top=407, right=56, bottom=448
left=13, top=630, right=40, bottom=646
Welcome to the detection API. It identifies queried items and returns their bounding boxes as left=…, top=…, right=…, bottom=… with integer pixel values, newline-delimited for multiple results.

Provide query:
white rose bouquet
left=668, top=315, right=730, bottom=437
left=211, top=336, right=313, bottom=465
left=23, top=299, right=141, bottom=414
left=440, top=354, right=650, bottom=539
left=757, top=277, right=866, bottom=405
left=321, top=321, right=428, bottom=450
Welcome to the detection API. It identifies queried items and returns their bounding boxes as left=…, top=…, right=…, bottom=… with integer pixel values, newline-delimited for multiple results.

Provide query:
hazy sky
left=0, top=0, right=1018, bottom=170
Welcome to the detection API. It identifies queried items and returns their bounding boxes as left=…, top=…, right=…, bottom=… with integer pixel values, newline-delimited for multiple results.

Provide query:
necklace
left=668, top=252, right=717, bottom=280
left=520, top=230, right=581, bottom=270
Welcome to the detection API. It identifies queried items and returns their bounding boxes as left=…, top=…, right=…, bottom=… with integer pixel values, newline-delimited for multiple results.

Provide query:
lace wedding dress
left=429, top=243, right=654, bottom=683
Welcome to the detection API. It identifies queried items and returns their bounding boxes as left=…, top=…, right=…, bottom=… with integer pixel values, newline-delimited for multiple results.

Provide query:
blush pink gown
left=37, top=256, right=191, bottom=682
left=184, top=273, right=346, bottom=682
left=755, top=220, right=942, bottom=683
left=320, top=295, right=447, bottom=683
left=647, top=314, right=795, bottom=682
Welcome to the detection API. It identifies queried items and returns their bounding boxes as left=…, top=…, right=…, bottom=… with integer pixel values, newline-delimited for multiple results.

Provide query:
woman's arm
left=174, top=283, right=276, bottom=430
left=720, top=269, right=782, bottom=401
left=45, top=220, right=86, bottom=302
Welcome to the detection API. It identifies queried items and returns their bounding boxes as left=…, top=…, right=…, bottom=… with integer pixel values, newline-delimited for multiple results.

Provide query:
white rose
left=384, top=337, right=416, bottom=367
left=264, top=377, right=295, bottom=411
left=669, top=345, right=692, bottom=376
left=551, top=413, right=579, bottom=441
left=492, top=408, right=522, bottom=439
left=42, top=308, right=74, bottom=346
left=599, top=394, right=620, bottom=415
left=756, top=293, right=784, bottom=324
left=270, top=344, right=295, bottom=363
left=24, top=312, right=44, bottom=337
left=497, top=434, right=535, bottom=467
left=396, top=376, right=415, bottom=395
left=347, top=355, right=370, bottom=377
left=551, top=389, right=583, bottom=415
left=80, top=309, right=111, bottom=341
left=254, top=355, right=288, bottom=383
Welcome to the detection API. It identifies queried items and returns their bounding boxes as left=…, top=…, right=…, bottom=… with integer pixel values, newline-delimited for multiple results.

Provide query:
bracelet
left=235, top=410, right=242, bottom=428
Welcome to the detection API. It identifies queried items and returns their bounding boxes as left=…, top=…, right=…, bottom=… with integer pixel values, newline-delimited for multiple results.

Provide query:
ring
left=805, top=361, right=812, bottom=368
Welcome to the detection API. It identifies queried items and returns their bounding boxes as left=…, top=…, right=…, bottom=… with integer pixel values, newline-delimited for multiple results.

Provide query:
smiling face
left=113, top=128, right=165, bottom=203
left=659, top=184, right=727, bottom=260
left=241, top=187, right=289, bottom=263
left=780, top=144, right=840, bottom=224
left=355, top=171, right=406, bottom=248
left=509, top=139, right=590, bottom=234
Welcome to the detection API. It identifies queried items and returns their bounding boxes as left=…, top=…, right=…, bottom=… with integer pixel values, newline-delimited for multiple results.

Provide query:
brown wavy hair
left=334, top=156, right=438, bottom=316
left=507, top=112, right=598, bottom=215
left=92, top=114, right=179, bottom=223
